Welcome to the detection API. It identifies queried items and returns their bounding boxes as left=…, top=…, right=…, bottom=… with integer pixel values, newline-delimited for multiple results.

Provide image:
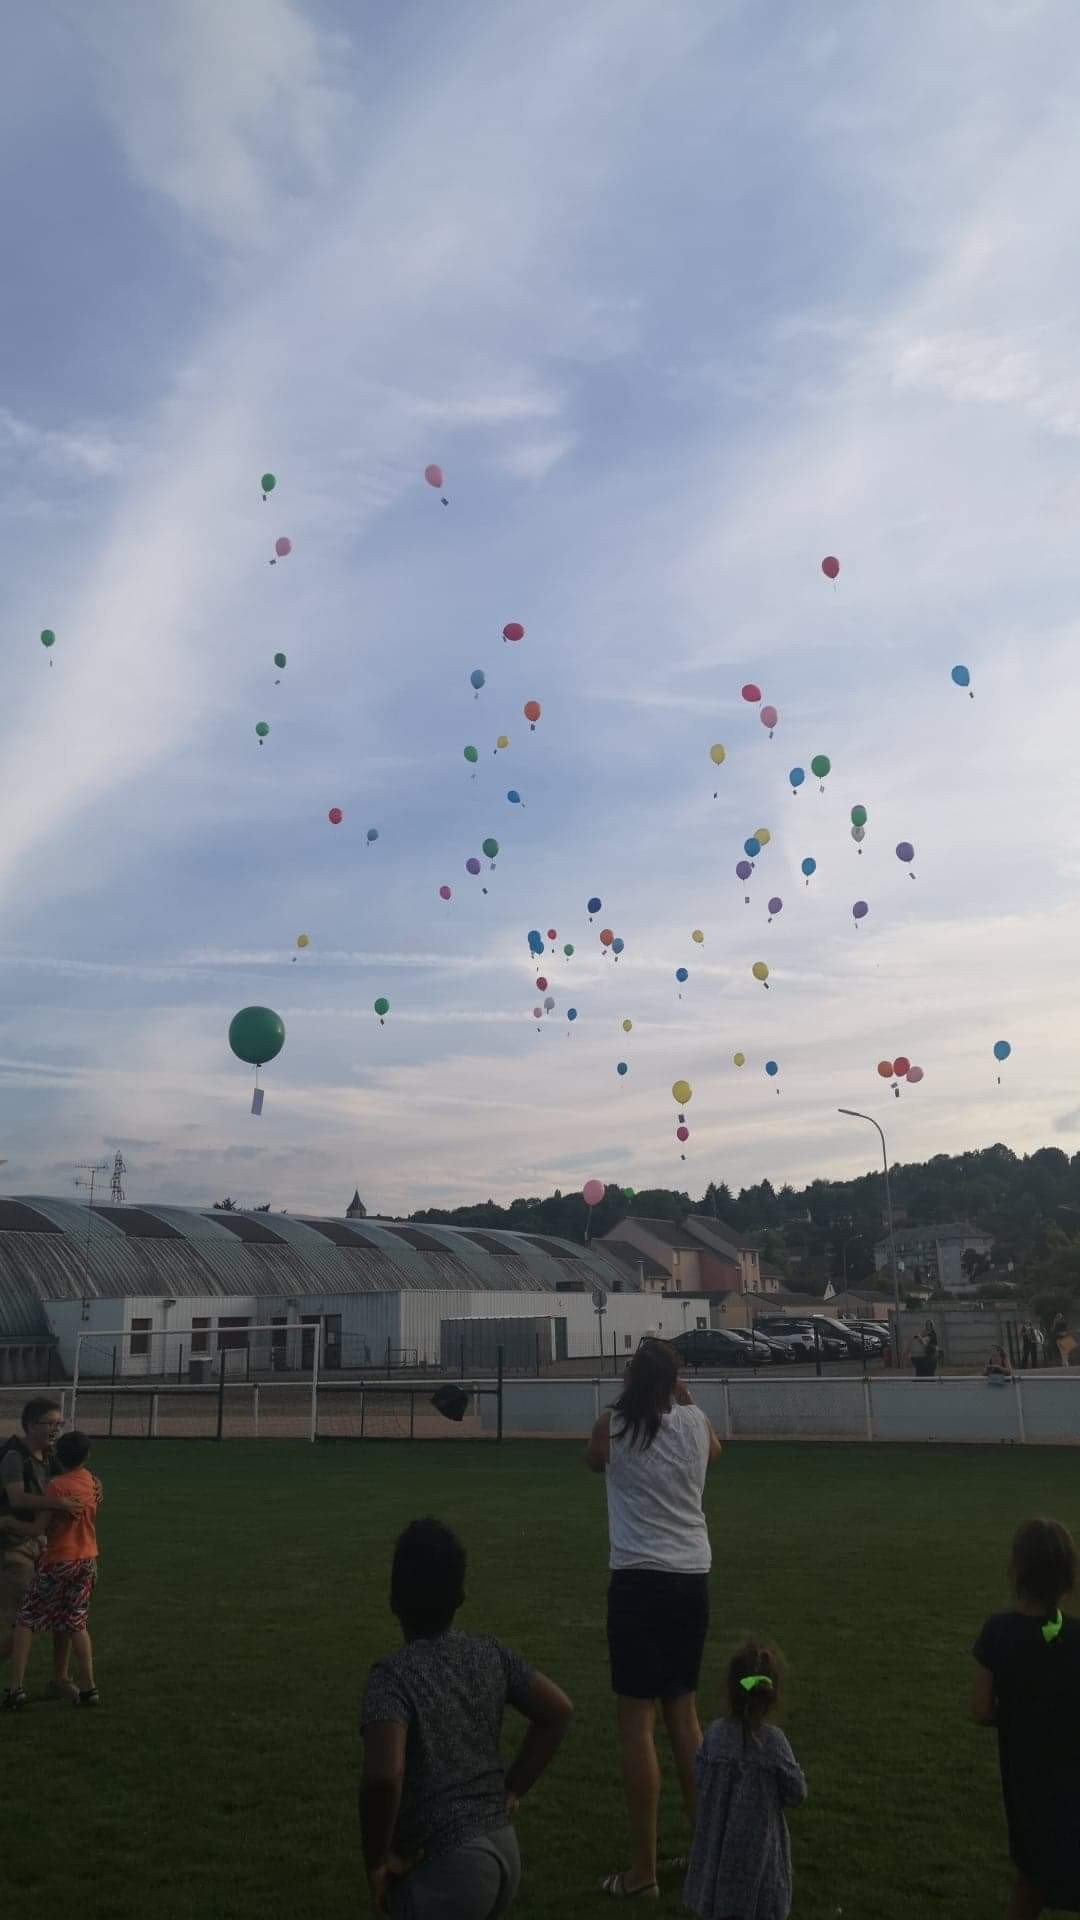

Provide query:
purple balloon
left=896, top=841, right=915, bottom=863
left=736, top=860, right=753, bottom=881
left=852, top=899, right=869, bottom=920
left=466, top=857, right=481, bottom=875
left=768, top=896, right=783, bottom=915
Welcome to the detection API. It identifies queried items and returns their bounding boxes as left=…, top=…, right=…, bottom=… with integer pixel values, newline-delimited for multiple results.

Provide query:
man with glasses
left=0, top=1398, right=84, bottom=1701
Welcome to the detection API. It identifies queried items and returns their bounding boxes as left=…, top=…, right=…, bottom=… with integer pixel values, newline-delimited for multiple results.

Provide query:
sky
left=3, top=0, right=1079, bottom=1216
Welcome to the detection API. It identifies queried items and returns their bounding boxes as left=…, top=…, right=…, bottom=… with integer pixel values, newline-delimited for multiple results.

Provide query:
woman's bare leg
left=615, top=1696, right=661, bottom=1891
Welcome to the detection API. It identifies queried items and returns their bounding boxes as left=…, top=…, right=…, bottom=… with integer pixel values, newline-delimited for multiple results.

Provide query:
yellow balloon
left=754, top=827, right=771, bottom=846
left=671, top=1079, right=693, bottom=1106
left=733, top=1051, right=746, bottom=1067
left=496, top=735, right=509, bottom=750
left=709, top=743, right=726, bottom=767
left=296, top=934, right=310, bottom=950
left=752, top=961, right=769, bottom=982
left=691, top=929, right=704, bottom=945
left=622, top=1018, right=633, bottom=1033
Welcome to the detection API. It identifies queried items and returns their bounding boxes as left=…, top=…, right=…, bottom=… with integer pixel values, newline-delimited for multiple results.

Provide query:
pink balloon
left=533, top=1007, right=543, bottom=1020
left=906, top=1065, right=924, bottom=1084
left=582, top=1178, right=605, bottom=1208
left=439, top=884, right=452, bottom=901
left=424, top=465, right=444, bottom=489
left=274, top=537, right=291, bottom=558
left=760, top=705, right=778, bottom=730
left=822, top=555, right=840, bottom=580
left=536, top=976, right=548, bottom=992
left=676, top=1125, right=690, bottom=1143
left=741, top=683, right=762, bottom=704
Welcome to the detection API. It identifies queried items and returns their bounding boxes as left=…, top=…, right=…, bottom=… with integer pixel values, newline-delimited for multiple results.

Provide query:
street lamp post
left=838, top=1110, right=900, bottom=1329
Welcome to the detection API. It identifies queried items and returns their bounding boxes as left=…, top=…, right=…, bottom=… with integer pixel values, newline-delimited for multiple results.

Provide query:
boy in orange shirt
left=1, top=1430, right=102, bottom=1711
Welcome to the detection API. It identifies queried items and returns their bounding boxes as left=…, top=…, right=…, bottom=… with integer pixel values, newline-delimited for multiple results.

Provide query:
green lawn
left=5, top=1439, right=1077, bottom=1919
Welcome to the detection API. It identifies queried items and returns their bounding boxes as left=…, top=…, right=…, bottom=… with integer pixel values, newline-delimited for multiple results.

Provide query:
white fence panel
left=728, top=1378, right=866, bottom=1439
left=870, top=1378, right=1021, bottom=1443
left=1018, top=1377, right=1080, bottom=1442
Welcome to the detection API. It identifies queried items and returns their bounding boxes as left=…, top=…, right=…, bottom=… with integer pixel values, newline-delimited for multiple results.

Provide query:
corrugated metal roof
left=0, top=1199, right=637, bottom=1335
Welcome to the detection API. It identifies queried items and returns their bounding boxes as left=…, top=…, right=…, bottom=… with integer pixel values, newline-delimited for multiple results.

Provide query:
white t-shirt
left=605, top=1402, right=712, bottom=1574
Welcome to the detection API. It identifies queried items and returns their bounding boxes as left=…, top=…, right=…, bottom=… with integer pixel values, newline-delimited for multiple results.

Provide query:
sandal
left=599, top=1873, right=659, bottom=1898
left=1, top=1688, right=29, bottom=1712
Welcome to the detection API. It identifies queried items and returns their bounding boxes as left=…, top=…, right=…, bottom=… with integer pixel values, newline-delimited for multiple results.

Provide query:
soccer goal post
left=72, top=1323, right=321, bottom=1441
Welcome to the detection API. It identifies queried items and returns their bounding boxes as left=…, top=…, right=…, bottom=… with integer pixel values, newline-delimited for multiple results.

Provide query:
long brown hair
left=727, top=1638, right=784, bottom=1745
left=611, top=1339, right=679, bottom=1450
left=1010, top=1518, right=1076, bottom=1613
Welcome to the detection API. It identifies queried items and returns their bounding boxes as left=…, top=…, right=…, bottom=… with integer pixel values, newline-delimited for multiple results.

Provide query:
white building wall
left=398, top=1290, right=670, bottom=1365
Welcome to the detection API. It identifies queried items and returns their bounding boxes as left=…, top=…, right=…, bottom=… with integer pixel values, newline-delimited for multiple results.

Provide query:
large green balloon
left=228, top=1007, right=285, bottom=1067
left=374, top=997, right=390, bottom=1017
left=261, top=473, right=276, bottom=495
left=255, top=721, right=270, bottom=742
left=851, top=803, right=867, bottom=828
left=482, top=837, right=499, bottom=859
left=273, top=652, right=286, bottom=670
left=464, top=745, right=479, bottom=765
left=40, top=629, right=55, bottom=649
left=811, top=754, right=831, bottom=779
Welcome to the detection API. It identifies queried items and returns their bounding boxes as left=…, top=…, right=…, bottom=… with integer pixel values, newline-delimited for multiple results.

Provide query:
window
left=191, top=1317, right=210, bottom=1355
left=623, top=1334, right=633, bottom=1351
left=270, top=1317, right=287, bottom=1351
left=217, top=1316, right=250, bottom=1352
left=696, top=1316, right=707, bottom=1330
left=130, top=1316, right=152, bottom=1357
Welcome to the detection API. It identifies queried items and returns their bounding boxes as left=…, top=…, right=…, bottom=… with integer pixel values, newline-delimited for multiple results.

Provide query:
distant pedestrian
left=2, top=1429, right=102, bottom=1712
left=1052, top=1312, right=1075, bottom=1370
left=923, top=1319, right=939, bottom=1365
left=972, top=1517, right=1080, bottom=1918
left=682, top=1638, right=807, bottom=1920
left=1019, top=1324, right=1037, bottom=1370
left=984, top=1346, right=1012, bottom=1382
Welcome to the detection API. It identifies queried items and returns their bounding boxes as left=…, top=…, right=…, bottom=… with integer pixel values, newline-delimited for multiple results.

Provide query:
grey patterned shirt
left=683, top=1718, right=807, bottom=1920
left=361, top=1630, right=534, bottom=1859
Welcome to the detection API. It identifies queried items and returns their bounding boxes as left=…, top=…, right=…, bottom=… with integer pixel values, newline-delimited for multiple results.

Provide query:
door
left=554, top=1317, right=568, bottom=1362
left=322, top=1314, right=342, bottom=1370
left=301, top=1316, right=320, bottom=1369
left=128, top=1317, right=152, bottom=1378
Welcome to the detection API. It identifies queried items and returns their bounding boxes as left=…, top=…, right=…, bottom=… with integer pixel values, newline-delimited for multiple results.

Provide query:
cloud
left=0, top=408, right=123, bottom=479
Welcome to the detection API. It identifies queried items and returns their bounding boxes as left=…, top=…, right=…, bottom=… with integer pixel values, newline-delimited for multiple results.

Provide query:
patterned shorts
left=14, top=1558, right=98, bottom=1634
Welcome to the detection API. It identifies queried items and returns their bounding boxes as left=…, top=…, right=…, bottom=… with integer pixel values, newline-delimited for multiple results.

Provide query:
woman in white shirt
left=586, top=1338, right=722, bottom=1899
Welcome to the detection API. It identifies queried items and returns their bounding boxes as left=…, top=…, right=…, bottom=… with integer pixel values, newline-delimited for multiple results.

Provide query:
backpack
left=0, top=1434, right=54, bottom=1536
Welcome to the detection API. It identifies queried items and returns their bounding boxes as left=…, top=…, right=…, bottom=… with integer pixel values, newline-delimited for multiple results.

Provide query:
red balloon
left=741, top=683, right=762, bottom=704
left=523, top=700, right=541, bottom=724
left=546, top=928, right=557, bottom=941
left=328, top=807, right=343, bottom=825
left=599, top=929, right=614, bottom=947
left=536, top=976, right=548, bottom=992
left=876, top=1060, right=893, bottom=1079
left=822, top=556, right=840, bottom=580
left=892, top=1056, right=911, bottom=1079
left=676, top=1125, right=690, bottom=1143
left=439, top=884, right=452, bottom=901
left=424, top=465, right=443, bottom=488
left=503, top=622, right=525, bottom=642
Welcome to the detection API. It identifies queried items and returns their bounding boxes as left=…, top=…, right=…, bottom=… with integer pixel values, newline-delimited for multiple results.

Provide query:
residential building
left=873, top=1222, right=994, bottom=1292
left=600, top=1217, right=744, bottom=1295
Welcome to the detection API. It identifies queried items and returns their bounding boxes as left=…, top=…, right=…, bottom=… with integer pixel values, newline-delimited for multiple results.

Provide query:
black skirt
left=607, top=1568, right=710, bottom=1700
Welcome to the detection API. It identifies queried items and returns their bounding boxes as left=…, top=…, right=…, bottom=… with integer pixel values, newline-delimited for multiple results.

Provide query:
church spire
left=346, top=1188, right=367, bottom=1219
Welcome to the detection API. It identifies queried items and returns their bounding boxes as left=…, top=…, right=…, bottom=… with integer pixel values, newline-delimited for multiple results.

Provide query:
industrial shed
left=0, top=1197, right=661, bottom=1380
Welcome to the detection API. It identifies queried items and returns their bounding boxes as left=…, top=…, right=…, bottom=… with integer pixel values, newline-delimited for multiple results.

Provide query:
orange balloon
left=523, top=700, right=542, bottom=724
left=599, top=928, right=614, bottom=946
left=876, top=1060, right=893, bottom=1079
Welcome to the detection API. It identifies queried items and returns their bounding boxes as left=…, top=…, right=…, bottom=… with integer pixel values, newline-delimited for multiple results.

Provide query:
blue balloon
left=587, top=896, right=602, bottom=914
left=675, top=967, right=688, bottom=983
left=993, top=1040, right=1011, bottom=1062
left=617, top=1061, right=628, bottom=1076
left=765, top=1059, right=779, bottom=1077
left=612, top=937, right=625, bottom=954
left=527, top=930, right=544, bottom=956
left=366, top=827, right=379, bottom=843
left=507, top=789, right=521, bottom=805
left=567, top=1007, right=578, bottom=1022
left=744, top=837, right=761, bottom=858
left=470, top=668, right=485, bottom=690
left=789, top=766, right=805, bottom=789
left=951, top=664, right=970, bottom=687
left=801, top=857, right=817, bottom=878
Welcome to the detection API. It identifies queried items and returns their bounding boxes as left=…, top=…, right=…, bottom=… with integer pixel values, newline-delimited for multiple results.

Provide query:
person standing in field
left=972, top=1517, right=1080, bottom=1919
left=360, top=1517, right=573, bottom=1918
left=0, top=1397, right=84, bottom=1702
left=585, top=1338, right=722, bottom=1899
left=3, top=1428, right=102, bottom=1712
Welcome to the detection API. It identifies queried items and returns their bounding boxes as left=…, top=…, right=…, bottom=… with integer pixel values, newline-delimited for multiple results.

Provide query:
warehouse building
left=0, top=1196, right=664, bottom=1381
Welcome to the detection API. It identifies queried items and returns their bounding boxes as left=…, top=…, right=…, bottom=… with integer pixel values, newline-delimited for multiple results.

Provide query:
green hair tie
left=1042, top=1610, right=1063, bottom=1645
left=740, top=1674, right=774, bottom=1693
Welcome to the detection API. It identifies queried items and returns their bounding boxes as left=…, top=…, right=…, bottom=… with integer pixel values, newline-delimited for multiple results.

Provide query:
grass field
left=5, top=1439, right=1079, bottom=1920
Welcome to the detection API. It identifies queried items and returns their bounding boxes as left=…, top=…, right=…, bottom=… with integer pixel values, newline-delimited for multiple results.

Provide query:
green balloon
left=261, top=473, right=276, bottom=494
left=464, top=745, right=479, bottom=764
left=374, top=997, right=390, bottom=1017
left=255, top=721, right=270, bottom=740
left=482, top=837, right=499, bottom=860
left=228, top=1006, right=285, bottom=1067
left=563, top=944, right=574, bottom=957
left=273, top=652, right=286, bottom=670
left=851, top=803, right=867, bottom=828
left=40, top=630, right=55, bottom=648
left=811, top=754, right=831, bottom=779
left=622, top=1187, right=636, bottom=1201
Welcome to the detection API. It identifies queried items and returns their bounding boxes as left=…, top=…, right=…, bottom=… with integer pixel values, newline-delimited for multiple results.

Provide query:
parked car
left=755, top=1317, right=845, bottom=1360
left=851, top=1319, right=892, bottom=1351
left=670, top=1329, right=759, bottom=1370
left=722, top=1328, right=777, bottom=1364
left=813, top=1314, right=884, bottom=1357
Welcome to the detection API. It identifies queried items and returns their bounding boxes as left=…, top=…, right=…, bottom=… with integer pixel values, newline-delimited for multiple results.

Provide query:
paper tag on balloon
left=251, top=1088, right=265, bottom=1117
